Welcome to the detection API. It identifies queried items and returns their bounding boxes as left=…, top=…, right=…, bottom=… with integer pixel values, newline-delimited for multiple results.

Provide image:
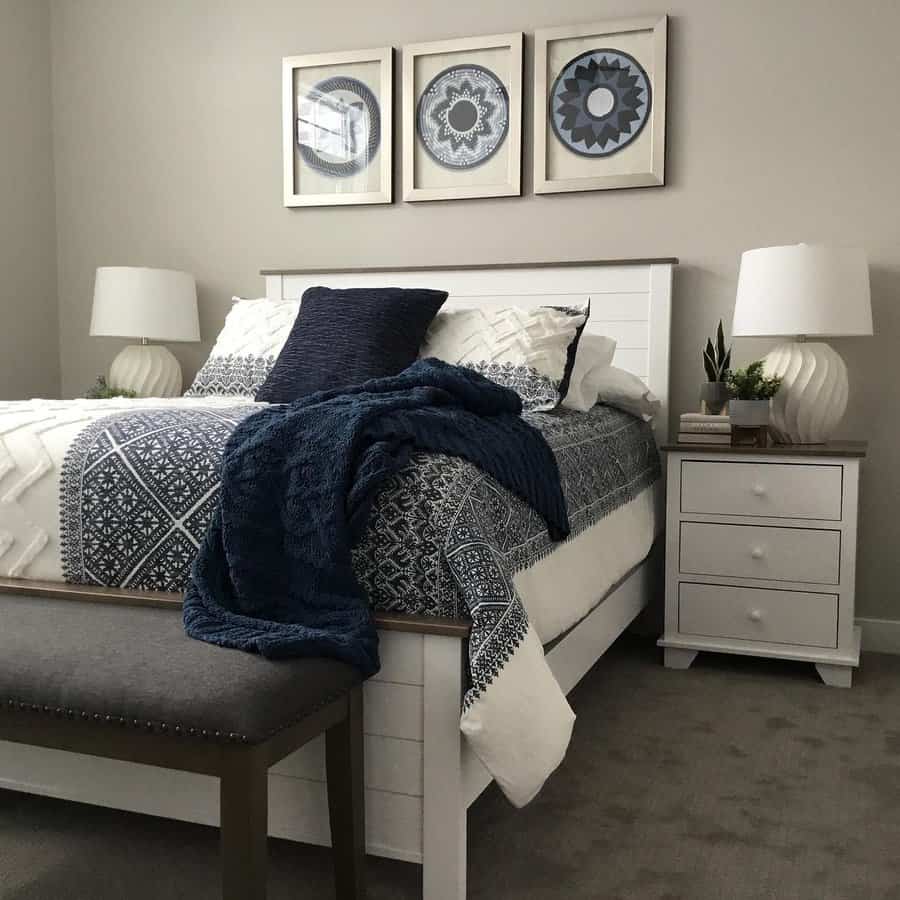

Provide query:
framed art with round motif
left=403, top=32, right=523, bottom=202
left=283, top=47, right=393, bottom=207
left=534, top=16, right=667, bottom=194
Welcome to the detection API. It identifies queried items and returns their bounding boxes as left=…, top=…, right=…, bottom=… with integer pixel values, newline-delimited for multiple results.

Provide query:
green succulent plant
left=85, top=375, right=138, bottom=400
left=726, top=361, right=782, bottom=401
left=703, top=320, right=732, bottom=383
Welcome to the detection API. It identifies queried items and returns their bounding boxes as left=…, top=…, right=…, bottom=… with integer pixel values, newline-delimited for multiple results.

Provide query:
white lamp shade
left=90, top=267, right=200, bottom=342
left=732, top=244, right=872, bottom=338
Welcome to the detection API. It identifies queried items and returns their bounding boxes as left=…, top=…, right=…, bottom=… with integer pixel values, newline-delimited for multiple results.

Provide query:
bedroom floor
left=1, top=638, right=898, bottom=900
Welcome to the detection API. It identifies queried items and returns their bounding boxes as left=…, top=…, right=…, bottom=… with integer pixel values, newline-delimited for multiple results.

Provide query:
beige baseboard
left=857, top=617, right=900, bottom=655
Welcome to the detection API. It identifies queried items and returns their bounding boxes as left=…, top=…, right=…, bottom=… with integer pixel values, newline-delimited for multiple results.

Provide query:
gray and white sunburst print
left=550, top=48, right=651, bottom=157
left=416, top=64, right=509, bottom=169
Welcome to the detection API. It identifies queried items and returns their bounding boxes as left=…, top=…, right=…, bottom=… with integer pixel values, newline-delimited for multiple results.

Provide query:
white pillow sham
left=564, top=363, right=659, bottom=420
left=185, top=297, right=300, bottom=398
left=420, top=304, right=588, bottom=411
left=560, top=333, right=617, bottom=411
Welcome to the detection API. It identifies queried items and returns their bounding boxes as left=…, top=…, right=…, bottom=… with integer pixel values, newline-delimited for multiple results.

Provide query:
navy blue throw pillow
left=255, top=286, right=448, bottom=402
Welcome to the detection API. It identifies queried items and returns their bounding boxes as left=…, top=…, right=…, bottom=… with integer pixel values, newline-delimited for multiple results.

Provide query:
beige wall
left=49, top=0, right=900, bottom=619
left=0, top=0, right=59, bottom=399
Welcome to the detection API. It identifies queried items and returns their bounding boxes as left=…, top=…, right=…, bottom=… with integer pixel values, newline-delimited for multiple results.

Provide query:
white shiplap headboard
left=262, top=259, right=675, bottom=442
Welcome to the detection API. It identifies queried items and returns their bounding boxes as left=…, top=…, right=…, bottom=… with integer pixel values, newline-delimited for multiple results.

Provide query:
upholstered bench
left=0, top=594, right=366, bottom=900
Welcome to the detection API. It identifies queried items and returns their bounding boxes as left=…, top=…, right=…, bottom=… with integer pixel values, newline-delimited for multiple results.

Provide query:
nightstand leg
left=664, top=648, right=698, bottom=670
left=815, top=663, right=853, bottom=688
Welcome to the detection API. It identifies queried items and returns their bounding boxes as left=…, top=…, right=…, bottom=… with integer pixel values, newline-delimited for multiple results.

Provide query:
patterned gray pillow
left=419, top=303, right=589, bottom=411
left=185, top=298, right=299, bottom=397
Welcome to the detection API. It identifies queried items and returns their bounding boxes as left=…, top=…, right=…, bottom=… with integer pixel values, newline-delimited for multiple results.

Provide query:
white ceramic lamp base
left=763, top=341, right=848, bottom=444
left=109, top=344, right=182, bottom=398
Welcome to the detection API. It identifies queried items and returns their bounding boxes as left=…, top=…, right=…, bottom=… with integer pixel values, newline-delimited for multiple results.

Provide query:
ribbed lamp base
left=763, top=342, right=848, bottom=444
left=109, top=344, right=182, bottom=398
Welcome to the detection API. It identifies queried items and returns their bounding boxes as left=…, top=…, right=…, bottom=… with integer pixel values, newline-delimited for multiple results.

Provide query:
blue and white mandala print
left=416, top=64, right=509, bottom=169
left=550, top=49, right=651, bottom=157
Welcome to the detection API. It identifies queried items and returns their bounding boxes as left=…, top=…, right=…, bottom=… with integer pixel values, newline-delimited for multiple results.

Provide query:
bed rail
left=0, top=577, right=471, bottom=638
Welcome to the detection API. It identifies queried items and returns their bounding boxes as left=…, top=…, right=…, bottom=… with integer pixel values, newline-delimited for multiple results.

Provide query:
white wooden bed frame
left=0, top=258, right=674, bottom=900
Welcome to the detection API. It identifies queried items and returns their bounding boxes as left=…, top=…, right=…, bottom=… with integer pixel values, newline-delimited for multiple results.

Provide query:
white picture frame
left=534, top=15, right=667, bottom=194
left=402, top=32, right=523, bottom=202
left=282, top=47, right=393, bottom=207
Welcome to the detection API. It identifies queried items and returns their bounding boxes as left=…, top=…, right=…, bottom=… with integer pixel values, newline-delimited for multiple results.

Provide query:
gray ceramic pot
left=699, top=381, right=729, bottom=415
left=729, top=399, right=771, bottom=427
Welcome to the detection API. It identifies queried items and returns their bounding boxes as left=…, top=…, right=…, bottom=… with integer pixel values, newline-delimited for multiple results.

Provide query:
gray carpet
left=2, top=637, right=899, bottom=899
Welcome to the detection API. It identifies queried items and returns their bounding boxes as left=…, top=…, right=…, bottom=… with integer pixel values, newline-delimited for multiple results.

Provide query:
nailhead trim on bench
left=1, top=684, right=355, bottom=747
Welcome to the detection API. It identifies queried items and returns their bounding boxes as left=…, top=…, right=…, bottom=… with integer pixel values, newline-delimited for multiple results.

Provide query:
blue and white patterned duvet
left=57, top=401, right=660, bottom=804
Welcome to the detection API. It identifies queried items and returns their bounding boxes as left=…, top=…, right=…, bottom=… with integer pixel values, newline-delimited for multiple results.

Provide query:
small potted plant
left=726, top=361, right=782, bottom=427
left=84, top=375, right=138, bottom=400
left=700, top=320, right=731, bottom=415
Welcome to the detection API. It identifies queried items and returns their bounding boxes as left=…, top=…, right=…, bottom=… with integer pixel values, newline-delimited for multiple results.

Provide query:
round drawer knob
left=748, top=609, right=763, bottom=622
left=751, top=484, right=767, bottom=497
left=751, top=546, right=765, bottom=560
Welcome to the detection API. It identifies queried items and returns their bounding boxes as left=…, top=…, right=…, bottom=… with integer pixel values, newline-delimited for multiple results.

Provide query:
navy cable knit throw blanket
left=183, top=359, right=570, bottom=676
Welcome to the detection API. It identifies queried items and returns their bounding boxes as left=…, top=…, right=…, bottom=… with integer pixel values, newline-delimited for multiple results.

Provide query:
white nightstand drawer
left=680, top=461, right=842, bottom=521
left=679, top=522, right=840, bottom=585
left=678, top=583, right=838, bottom=648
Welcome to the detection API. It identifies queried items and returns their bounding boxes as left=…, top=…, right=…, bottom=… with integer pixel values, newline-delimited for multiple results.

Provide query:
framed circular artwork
left=549, top=49, right=651, bottom=158
left=416, top=64, right=509, bottom=170
left=282, top=47, right=393, bottom=208
left=534, top=16, right=667, bottom=194
left=299, top=75, right=381, bottom=178
left=403, top=32, right=523, bottom=201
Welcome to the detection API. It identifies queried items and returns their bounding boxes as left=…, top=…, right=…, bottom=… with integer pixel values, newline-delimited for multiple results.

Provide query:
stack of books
left=678, top=413, right=731, bottom=444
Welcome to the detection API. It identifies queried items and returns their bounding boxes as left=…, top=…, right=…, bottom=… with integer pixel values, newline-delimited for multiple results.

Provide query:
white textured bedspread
left=0, top=397, right=259, bottom=580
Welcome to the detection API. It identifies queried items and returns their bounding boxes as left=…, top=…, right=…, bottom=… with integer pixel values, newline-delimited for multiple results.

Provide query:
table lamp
left=732, top=244, right=872, bottom=444
left=90, top=267, right=200, bottom=397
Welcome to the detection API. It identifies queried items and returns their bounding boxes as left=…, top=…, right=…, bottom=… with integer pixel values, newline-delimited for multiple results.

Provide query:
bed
left=0, top=258, right=675, bottom=900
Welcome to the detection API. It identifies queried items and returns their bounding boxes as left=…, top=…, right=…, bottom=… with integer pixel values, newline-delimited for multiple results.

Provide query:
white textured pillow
left=590, top=366, right=660, bottom=421
left=420, top=304, right=587, bottom=411
left=185, top=298, right=300, bottom=398
left=561, top=334, right=618, bottom=411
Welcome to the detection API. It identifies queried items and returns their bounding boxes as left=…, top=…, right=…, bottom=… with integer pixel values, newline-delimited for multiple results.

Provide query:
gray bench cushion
left=0, top=595, right=362, bottom=744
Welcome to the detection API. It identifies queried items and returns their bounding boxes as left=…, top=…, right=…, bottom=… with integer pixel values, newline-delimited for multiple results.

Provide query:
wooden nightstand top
left=660, top=440, right=867, bottom=458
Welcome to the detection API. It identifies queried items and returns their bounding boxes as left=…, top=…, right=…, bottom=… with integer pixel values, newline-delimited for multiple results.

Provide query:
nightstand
left=657, top=441, right=866, bottom=687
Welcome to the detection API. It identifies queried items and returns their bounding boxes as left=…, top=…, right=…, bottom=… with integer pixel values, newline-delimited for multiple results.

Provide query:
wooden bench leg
left=221, top=749, right=269, bottom=900
left=326, top=685, right=366, bottom=900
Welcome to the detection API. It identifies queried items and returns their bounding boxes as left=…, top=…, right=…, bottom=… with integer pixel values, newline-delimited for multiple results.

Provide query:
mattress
left=0, top=395, right=661, bottom=805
